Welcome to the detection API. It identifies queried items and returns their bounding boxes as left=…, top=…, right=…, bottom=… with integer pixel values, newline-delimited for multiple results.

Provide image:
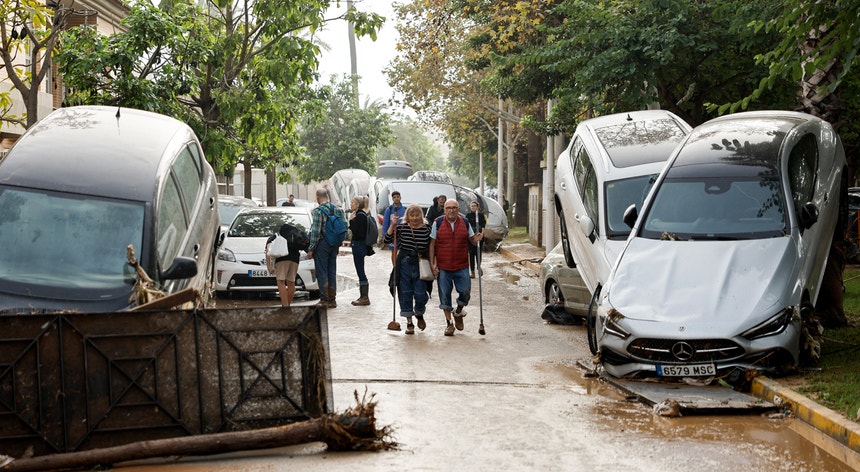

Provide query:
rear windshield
left=0, top=186, right=144, bottom=296
left=229, top=211, right=312, bottom=237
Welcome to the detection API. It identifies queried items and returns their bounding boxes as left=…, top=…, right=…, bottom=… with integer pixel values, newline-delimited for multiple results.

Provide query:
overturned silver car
left=593, top=111, right=847, bottom=380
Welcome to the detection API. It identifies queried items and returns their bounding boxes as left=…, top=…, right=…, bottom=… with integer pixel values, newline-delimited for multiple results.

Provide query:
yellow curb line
left=752, top=377, right=860, bottom=468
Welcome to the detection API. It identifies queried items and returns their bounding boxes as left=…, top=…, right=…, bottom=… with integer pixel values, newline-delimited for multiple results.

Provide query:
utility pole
left=347, top=0, right=359, bottom=104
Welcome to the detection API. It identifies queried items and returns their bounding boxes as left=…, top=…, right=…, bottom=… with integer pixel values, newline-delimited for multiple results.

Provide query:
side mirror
left=623, top=204, right=638, bottom=229
left=579, top=214, right=595, bottom=238
left=799, top=202, right=818, bottom=230
left=217, top=230, right=225, bottom=248
left=162, top=256, right=198, bottom=280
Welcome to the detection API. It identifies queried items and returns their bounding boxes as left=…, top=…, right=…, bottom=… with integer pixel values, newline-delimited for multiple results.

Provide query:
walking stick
left=388, top=218, right=401, bottom=331
left=475, top=208, right=485, bottom=336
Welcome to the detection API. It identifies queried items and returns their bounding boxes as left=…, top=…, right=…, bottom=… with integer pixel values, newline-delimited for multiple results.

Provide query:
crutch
left=475, top=208, right=485, bottom=335
left=388, top=219, right=401, bottom=331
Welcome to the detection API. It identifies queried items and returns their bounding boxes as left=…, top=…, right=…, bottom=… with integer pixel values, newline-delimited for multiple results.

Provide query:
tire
left=558, top=212, right=576, bottom=268
left=546, top=280, right=564, bottom=306
left=586, top=285, right=601, bottom=355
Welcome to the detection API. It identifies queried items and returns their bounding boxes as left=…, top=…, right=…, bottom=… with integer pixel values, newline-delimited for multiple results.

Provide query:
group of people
left=265, top=188, right=488, bottom=338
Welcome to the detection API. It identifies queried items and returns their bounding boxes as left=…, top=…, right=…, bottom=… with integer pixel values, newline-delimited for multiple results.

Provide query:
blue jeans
left=314, top=240, right=338, bottom=300
left=351, top=241, right=368, bottom=285
left=398, top=257, right=429, bottom=318
left=437, top=267, right=471, bottom=311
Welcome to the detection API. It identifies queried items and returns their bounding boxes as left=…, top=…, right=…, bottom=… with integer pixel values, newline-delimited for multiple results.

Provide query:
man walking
left=429, top=200, right=483, bottom=336
left=381, top=190, right=405, bottom=249
left=307, top=188, right=346, bottom=308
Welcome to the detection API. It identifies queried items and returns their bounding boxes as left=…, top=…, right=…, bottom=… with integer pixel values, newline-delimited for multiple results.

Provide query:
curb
left=503, top=243, right=860, bottom=469
left=752, top=377, right=860, bottom=468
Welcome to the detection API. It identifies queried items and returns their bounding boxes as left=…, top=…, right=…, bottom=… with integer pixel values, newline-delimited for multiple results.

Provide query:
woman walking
left=349, top=196, right=374, bottom=306
left=383, top=204, right=432, bottom=335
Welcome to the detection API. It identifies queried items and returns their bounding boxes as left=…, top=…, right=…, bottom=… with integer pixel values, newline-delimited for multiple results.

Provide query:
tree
left=297, top=75, right=394, bottom=183
left=0, top=0, right=74, bottom=129
left=376, top=117, right=446, bottom=173
left=57, top=1, right=383, bottom=192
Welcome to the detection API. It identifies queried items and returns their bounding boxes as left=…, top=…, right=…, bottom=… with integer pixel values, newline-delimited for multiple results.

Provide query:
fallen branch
left=2, top=390, right=396, bottom=472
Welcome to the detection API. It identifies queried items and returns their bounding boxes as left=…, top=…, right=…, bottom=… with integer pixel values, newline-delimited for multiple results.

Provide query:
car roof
left=579, top=110, right=691, bottom=170
left=385, top=181, right=456, bottom=206
left=0, top=106, right=196, bottom=202
left=239, top=206, right=311, bottom=217
left=219, top=195, right=258, bottom=206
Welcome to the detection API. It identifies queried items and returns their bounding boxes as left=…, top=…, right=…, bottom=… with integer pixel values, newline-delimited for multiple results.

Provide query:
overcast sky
left=315, top=1, right=403, bottom=112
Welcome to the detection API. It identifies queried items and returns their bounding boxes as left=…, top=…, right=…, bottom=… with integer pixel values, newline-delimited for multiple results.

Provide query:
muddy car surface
left=593, top=110, right=848, bottom=380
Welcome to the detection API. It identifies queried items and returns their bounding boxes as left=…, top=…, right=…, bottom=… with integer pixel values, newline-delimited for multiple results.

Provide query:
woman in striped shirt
left=383, top=204, right=432, bottom=335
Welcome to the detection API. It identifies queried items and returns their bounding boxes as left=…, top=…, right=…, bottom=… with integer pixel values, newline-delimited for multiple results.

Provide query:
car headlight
left=741, top=307, right=795, bottom=340
left=602, top=308, right=631, bottom=340
left=217, top=248, right=236, bottom=263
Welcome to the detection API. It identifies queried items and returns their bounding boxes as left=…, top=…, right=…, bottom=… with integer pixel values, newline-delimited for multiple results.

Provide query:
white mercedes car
left=592, top=111, right=847, bottom=381
left=215, top=206, right=318, bottom=299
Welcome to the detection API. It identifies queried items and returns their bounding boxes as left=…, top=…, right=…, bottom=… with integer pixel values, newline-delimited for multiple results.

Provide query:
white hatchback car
left=593, top=111, right=847, bottom=381
left=554, top=110, right=692, bottom=297
left=214, top=206, right=318, bottom=299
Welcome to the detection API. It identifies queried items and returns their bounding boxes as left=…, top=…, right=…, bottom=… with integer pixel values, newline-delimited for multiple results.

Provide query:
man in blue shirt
left=381, top=190, right=405, bottom=249
left=307, top=188, right=346, bottom=308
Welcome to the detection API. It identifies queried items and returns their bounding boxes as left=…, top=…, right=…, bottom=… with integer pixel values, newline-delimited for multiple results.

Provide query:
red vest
left=435, top=216, right=470, bottom=271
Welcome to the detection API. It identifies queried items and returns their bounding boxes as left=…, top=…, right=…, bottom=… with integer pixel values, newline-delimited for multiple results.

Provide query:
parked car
left=408, top=170, right=454, bottom=184
left=327, top=168, right=371, bottom=211
left=218, top=194, right=259, bottom=234
left=377, top=160, right=413, bottom=179
left=592, top=110, right=848, bottom=380
left=554, top=110, right=692, bottom=296
left=215, top=206, right=319, bottom=298
left=0, top=106, right=220, bottom=313
left=375, top=180, right=509, bottom=249
left=539, top=243, right=590, bottom=324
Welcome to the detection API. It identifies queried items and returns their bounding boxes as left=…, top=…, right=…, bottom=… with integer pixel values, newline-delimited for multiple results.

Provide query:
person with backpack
left=265, top=223, right=302, bottom=307
left=381, top=190, right=405, bottom=250
left=307, top=188, right=347, bottom=308
left=348, top=196, right=376, bottom=306
left=429, top=199, right=483, bottom=336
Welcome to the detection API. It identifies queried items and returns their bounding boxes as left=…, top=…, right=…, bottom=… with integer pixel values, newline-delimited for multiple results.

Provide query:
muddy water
left=120, top=250, right=855, bottom=471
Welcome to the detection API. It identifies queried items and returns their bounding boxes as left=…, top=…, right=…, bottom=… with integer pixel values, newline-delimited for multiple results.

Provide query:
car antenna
left=115, top=107, right=121, bottom=119
left=626, top=113, right=633, bottom=121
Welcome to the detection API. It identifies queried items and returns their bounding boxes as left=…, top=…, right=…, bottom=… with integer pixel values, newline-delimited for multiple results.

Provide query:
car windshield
left=605, top=174, right=658, bottom=238
left=641, top=176, right=786, bottom=240
left=0, top=186, right=144, bottom=294
left=219, top=203, right=251, bottom=226
left=229, top=212, right=311, bottom=237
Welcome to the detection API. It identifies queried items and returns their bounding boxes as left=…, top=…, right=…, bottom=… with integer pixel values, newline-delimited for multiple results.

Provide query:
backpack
left=320, top=204, right=347, bottom=247
left=289, top=226, right=310, bottom=251
left=364, top=213, right=379, bottom=247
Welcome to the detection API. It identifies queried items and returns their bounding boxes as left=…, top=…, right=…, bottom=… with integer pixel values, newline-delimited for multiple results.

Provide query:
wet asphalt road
left=119, top=246, right=852, bottom=471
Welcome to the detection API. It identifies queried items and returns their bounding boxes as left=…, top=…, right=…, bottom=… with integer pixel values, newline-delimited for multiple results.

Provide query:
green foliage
left=297, top=76, right=395, bottom=183
left=57, top=0, right=384, bottom=178
left=376, top=118, right=446, bottom=173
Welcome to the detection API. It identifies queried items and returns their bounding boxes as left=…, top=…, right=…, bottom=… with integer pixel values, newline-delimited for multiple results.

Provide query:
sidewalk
left=497, top=241, right=860, bottom=470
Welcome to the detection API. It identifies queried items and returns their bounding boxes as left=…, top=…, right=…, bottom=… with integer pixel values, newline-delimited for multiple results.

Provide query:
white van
left=377, top=160, right=413, bottom=180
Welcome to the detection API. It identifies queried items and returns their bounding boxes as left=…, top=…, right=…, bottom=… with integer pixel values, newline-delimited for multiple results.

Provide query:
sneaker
left=405, top=323, right=415, bottom=335
left=444, top=322, right=455, bottom=336
left=454, top=314, right=465, bottom=331
left=416, top=316, right=426, bottom=331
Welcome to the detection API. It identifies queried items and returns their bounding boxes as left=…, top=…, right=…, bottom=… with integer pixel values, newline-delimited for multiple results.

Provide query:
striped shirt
left=383, top=222, right=431, bottom=257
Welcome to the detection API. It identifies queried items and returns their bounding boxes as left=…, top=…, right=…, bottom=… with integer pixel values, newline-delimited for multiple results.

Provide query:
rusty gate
left=0, top=306, right=332, bottom=458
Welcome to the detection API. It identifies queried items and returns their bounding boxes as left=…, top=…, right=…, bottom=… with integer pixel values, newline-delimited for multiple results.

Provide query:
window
left=787, top=134, right=818, bottom=216
left=172, top=146, right=202, bottom=214
left=157, top=177, right=188, bottom=267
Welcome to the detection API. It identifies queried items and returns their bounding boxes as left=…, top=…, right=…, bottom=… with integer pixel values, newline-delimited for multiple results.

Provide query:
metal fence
left=0, top=306, right=331, bottom=458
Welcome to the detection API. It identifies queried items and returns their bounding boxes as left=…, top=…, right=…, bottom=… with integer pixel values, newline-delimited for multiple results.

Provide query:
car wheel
left=546, top=280, right=564, bottom=306
left=586, top=285, right=602, bottom=355
left=558, top=211, right=576, bottom=268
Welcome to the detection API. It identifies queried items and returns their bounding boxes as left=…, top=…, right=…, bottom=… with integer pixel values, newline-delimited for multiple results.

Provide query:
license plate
left=656, top=364, right=716, bottom=377
left=248, top=269, right=272, bottom=278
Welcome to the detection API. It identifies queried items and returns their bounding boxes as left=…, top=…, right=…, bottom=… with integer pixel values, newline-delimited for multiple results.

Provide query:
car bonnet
left=606, top=236, right=799, bottom=334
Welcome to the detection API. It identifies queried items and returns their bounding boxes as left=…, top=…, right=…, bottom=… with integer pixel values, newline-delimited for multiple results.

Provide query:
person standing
left=383, top=204, right=432, bottom=335
left=465, top=200, right=486, bottom=279
left=381, top=190, right=405, bottom=249
left=349, top=196, right=373, bottom=306
left=425, top=194, right=447, bottom=223
left=265, top=223, right=300, bottom=306
left=307, top=188, right=345, bottom=308
left=429, top=200, right=483, bottom=336
left=282, top=194, right=296, bottom=207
